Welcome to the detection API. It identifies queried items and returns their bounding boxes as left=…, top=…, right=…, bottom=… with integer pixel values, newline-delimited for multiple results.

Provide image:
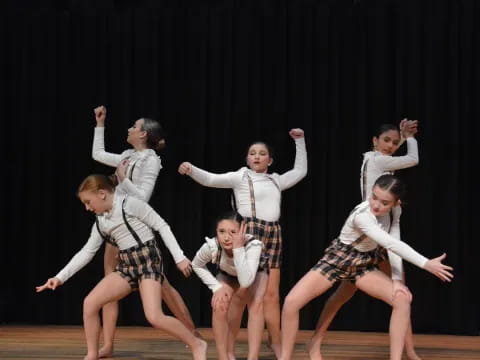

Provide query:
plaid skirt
left=244, top=217, right=282, bottom=270
left=115, top=239, right=164, bottom=290
left=312, top=238, right=386, bottom=283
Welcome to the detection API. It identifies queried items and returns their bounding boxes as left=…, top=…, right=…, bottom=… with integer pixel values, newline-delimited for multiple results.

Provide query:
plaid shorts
left=312, top=238, right=385, bottom=283
left=115, top=239, right=164, bottom=290
left=244, top=217, right=282, bottom=270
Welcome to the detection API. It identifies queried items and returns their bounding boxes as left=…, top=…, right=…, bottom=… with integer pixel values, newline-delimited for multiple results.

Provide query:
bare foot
left=191, top=338, right=208, bottom=360
left=305, top=339, right=323, bottom=360
left=270, top=343, right=282, bottom=359
left=84, top=354, right=98, bottom=360
left=406, top=350, right=423, bottom=360
left=227, top=353, right=236, bottom=360
left=98, top=344, right=113, bottom=358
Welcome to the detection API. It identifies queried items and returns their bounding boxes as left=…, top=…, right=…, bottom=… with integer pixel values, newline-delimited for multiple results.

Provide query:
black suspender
left=95, top=197, right=143, bottom=247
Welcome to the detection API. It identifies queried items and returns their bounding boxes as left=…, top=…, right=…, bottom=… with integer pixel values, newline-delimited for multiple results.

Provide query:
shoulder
left=204, top=236, right=219, bottom=262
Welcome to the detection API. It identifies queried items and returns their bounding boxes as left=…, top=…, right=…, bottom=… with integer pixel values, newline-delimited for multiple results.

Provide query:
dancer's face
left=127, top=118, right=147, bottom=146
left=372, top=130, right=401, bottom=156
left=246, top=143, right=272, bottom=173
left=369, top=185, right=398, bottom=216
left=79, top=190, right=110, bottom=215
left=216, top=219, right=240, bottom=252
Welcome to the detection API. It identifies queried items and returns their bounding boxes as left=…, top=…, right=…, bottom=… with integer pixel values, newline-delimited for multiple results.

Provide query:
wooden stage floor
left=0, top=325, right=479, bottom=359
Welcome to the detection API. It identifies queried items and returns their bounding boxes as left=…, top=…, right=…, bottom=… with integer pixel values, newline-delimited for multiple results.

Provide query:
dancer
left=36, top=174, right=207, bottom=360
left=192, top=212, right=268, bottom=360
left=279, top=174, right=453, bottom=360
left=92, top=106, right=199, bottom=357
left=179, top=128, right=307, bottom=357
left=307, top=119, right=421, bottom=360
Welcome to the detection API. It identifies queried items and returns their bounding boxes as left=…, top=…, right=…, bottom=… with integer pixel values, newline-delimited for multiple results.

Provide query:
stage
left=0, top=326, right=478, bottom=359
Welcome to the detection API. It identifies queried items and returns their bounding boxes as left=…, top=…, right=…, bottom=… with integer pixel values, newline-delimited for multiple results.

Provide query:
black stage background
left=1, top=0, right=478, bottom=335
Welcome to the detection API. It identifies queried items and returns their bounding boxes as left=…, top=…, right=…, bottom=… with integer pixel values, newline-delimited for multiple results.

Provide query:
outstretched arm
left=277, top=128, right=308, bottom=190
left=178, top=162, right=240, bottom=189
left=354, top=213, right=453, bottom=282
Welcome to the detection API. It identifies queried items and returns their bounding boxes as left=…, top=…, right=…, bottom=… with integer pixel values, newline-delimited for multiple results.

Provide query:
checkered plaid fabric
left=116, top=239, right=164, bottom=290
left=312, top=238, right=385, bottom=283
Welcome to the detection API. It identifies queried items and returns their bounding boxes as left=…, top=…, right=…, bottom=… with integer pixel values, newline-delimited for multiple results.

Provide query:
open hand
left=424, top=253, right=454, bottom=282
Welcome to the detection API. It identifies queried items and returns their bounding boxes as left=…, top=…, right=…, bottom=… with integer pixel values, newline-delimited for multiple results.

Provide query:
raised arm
left=192, top=241, right=223, bottom=293
left=91, top=106, right=123, bottom=167
left=374, top=137, right=419, bottom=172
left=277, top=129, right=308, bottom=190
left=178, top=162, right=240, bottom=189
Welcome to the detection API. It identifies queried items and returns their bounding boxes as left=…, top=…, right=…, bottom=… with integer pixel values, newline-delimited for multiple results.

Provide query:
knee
left=282, top=294, right=300, bottom=315
left=392, top=290, right=412, bottom=309
left=212, top=306, right=229, bottom=320
left=248, top=299, right=264, bottom=315
left=144, top=310, right=165, bottom=328
left=263, top=287, right=280, bottom=304
left=83, top=296, right=101, bottom=317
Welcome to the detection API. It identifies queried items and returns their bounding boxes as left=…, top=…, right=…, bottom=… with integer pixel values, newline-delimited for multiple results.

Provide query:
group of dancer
left=36, top=107, right=453, bottom=360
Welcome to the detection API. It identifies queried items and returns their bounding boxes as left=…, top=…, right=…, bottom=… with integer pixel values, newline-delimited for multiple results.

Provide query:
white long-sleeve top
left=55, top=194, right=185, bottom=284
left=92, top=127, right=162, bottom=202
left=360, top=137, right=419, bottom=200
left=188, top=138, right=307, bottom=222
left=338, top=201, right=428, bottom=280
left=192, top=235, right=263, bottom=292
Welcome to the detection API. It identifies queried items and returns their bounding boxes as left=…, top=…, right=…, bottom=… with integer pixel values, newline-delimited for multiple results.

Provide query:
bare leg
left=139, top=278, right=207, bottom=360
left=161, top=276, right=198, bottom=334
left=355, top=271, right=411, bottom=360
left=212, top=291, right=233, bottom=360
left=379, top=261, right=422, bottom=360
left=264, top=268, right=281, bottom=358
left=227, top=289, right=248, bottom=359
left=279, top=271, right=334, bottom=360
left=246, top=272, right=269, bottom=360
left=83, top=273, right=132, bottom=360
left=306, top=281, right=357, bottom=360
left=99, top=244, right=119, bottom=358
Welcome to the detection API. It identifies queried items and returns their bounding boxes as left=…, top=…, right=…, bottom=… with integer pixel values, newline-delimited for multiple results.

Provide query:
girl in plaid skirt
left=92, top=106, right=199, bottom=357
left=308, top=120, right=424, bottom=360
left=36, top=174, right=207, bottom=360
left=179, top=128, right=307, bottom=357
left=192, top=212, right=268, bottom=360
left=279, top=174, right=453, bottom=360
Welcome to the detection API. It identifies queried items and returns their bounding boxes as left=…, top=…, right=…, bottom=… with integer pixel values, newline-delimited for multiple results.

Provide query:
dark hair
left=374, top=123, right=399, bottom=138
left=214, top=211, right=243, bottom=228
left=78, top=174, right=115, bottom=195
left=373, top=174, right=406, bottom=201
left=245, top=141, right=274, bottom=158
left=141, top=118, right=166, bottom=151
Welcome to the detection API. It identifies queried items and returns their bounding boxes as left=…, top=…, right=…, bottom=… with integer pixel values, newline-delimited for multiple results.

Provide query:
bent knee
left=392, top=290, right=412, bottom=307
left=83, top=296, right=101, bottom=316
left=263, top=289, right=280, bottom=304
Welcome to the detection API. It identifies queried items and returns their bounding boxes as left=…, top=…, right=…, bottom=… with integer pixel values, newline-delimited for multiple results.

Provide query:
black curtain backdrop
left=1, top=0, right=478, bottom=335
